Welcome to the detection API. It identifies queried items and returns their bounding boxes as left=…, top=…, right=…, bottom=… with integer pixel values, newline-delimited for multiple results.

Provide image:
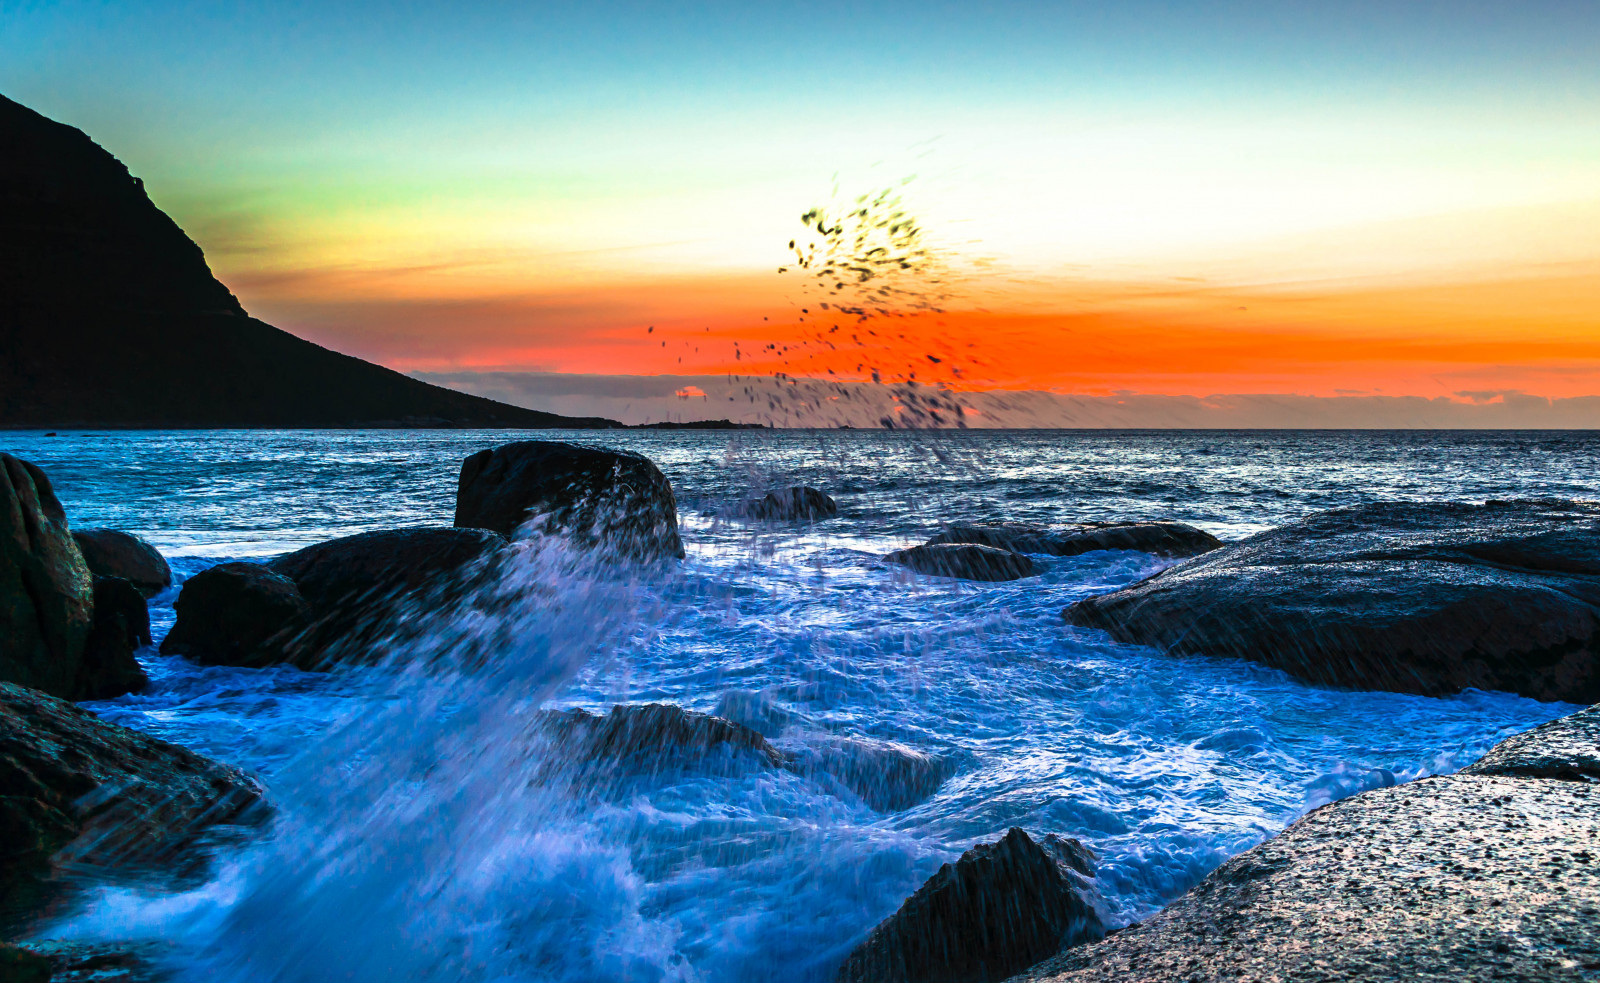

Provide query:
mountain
left=0, top=94, right=620, bottom=429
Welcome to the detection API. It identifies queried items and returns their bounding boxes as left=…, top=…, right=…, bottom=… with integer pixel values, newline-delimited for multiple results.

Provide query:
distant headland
left=0, top=95, right=755, bottom=431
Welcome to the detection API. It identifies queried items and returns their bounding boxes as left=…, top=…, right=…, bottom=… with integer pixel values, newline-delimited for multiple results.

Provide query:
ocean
left=8, top=428, right=1589, bottom=982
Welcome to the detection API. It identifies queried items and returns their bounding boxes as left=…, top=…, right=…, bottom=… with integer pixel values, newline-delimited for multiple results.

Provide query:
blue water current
left=7, top=428, right=1590, bottom=982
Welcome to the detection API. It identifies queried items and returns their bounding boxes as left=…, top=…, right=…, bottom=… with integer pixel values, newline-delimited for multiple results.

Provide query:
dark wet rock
left=783, top=736, right=950, bottom=812
left=0, top=682, right=265, bottom=909
left=1465, top=704, right=1600, bottom=781
left=838, top=827, right=1104, bottom=983
left=455, top=442, right=684, bottom=560
left=0, top=943, right=51, bottom=983
left=71, top=529, right=172, bottom=598
left=1063, top=500, right=1600, bottom=701
left=1012, top=713, right=1600, bottom=983
left=261, top=527, right=507, bottom=669
left=743, top=486, right=839, bottom=521
left=538, top=703, right=784, bottom=771
left=267, top=526, right=505, bottom=613
left=0, top=454, right=95, bottom=700
left=78, top=576, right=151, bottom=700
left=12, top=940, right=170, bottom=982
left=160, top=562, right=310, bottom=668
left=930, top=521, right=1221, bottom=558
left=885, top=543, right=1038, bottom=582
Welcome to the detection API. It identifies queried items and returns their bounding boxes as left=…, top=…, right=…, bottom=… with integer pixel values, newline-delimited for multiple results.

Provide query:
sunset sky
left=4, top=0, right=1598, bottom=408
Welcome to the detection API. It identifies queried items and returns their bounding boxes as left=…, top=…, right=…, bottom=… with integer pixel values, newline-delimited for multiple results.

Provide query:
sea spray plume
left=737, top=183, right=983, bottom=429
left=52, top=535, right=699, bottom=982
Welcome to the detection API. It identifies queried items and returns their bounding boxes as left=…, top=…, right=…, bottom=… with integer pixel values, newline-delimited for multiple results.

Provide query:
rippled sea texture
left=8, top=428, right=1591, bottom=982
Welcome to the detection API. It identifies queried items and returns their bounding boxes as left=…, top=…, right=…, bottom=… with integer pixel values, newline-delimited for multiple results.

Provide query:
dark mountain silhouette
left=0, top=94, right=620, bottom=429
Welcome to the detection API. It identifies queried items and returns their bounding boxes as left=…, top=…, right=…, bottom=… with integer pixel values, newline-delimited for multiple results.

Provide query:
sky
left=4, top=0, right=1599, bottom=416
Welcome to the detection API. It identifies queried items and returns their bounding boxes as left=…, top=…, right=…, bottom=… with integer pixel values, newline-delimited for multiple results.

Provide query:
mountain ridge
left=0, top=94, right=624, bottom=430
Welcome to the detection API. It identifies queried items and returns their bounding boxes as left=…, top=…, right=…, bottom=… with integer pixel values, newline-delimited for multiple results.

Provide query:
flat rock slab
left=931, top=521, right=1221, bottom=558
left=885, top=543, right=1039, bottom=582
left=1014, top=772, right=1600, bottom=983
left=1466, top=704, right=1600, bottom=781
left=1064, top=500, right=1600, bottom=701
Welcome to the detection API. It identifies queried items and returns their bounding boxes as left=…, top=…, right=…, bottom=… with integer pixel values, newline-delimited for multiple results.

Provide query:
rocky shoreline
left=4, top=439, right=1599, bottom=980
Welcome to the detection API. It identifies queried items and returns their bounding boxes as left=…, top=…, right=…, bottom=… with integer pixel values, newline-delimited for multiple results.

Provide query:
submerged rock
left=0, top=682, right=265, bottom=908
left=161, top=562, right=309, bottom=667
left=0, top=454, right=97, bottom=700
left=783, top=735, right=950, bottom=812
left=455, top=441, right=685, bottom=560
left=838, top=828, right=1104, bottom=983
left=885, top=543, right=1038, bottom=582
left=712, top=688, right=806, bottom=738
left=1064, top=500, right=1600, bottom=701
left=78, top=576, right=151, bottom=699
left=742, top=486, right=839, bottom=521
left=928, top=521, right=1221, bottom=558
left=1014, top=704, right=1600, bottom=983
left=71, top=529, right=172, bottom=597
left=538, top=703, right=784, bottom=771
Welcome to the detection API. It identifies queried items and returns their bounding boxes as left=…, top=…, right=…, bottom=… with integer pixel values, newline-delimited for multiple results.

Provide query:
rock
left=743, top=486, right=839, bottom=521
left=712, top=688, right=805, bottom=738
left=838, top=828, right=1104, bottom=983
left=262, top=527, right=507, bottom=669
left=78, top=576, right=151, bottom=699
left=1013, top=705, right=1600, bottom=983
left=267, top=526, right=505, bottom=613
left=0, top=454, right=95, bottom=700
left=71, top=529, right=172, bottom=597
left=1464, top=704, right=1600, bottom=781
left=0, top=943, right=51, bottom=983
left=929, top=521, right=1221, bottom=558
left=160, top=562, right=310, bottom=668
left=538, top=703, right=784, bottom=771
left=1063, top=500, right=1600, bottom=701
left=0, top=682, right=265, bottom=909
left=885, top=543, right=1038, bottom=582
left=13, top=941, right=170, bottom=982
left=783, top=736, right=950, bottom=812
left=455, top=442, right=685, bottom=560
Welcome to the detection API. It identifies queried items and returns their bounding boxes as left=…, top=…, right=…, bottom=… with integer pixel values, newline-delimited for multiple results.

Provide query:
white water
left=10, top=428, right=1584, bottom=981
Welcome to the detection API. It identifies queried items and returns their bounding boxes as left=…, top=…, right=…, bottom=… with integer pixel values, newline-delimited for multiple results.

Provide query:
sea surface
left=7, top=428, right=1592, bottom=983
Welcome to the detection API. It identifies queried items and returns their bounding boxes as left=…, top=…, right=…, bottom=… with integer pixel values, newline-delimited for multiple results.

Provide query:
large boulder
left=0, top=682, right=265, bottom=909
left=455, top=442, right=685, bottom=560
left=742, top=486, right=839, bottom=521
left=78, top=576, right=152, bottom=699
left=885, top=543, right=1038, bottom=582
left=161, top=562, right=310, bottom=667
left=71, top=529, right=172, bottom=597
left=929, top=521, right=1221, bottom=558
left=0, top=454, right=96, bottom=700
left=1063, top=500, right=1600, bottom=701
left=162, top=529, right=504, bottom=670
left=838, top=828, right=1104, bottom=983
left=263, top=527, right=507, bottom=669
left=1014, top=705, right=1600, bottom=983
